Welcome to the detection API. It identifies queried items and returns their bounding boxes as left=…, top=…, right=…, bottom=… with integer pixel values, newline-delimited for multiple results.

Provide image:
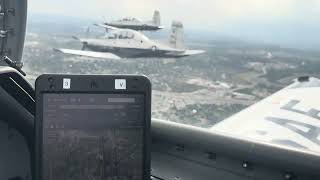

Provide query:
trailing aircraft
left=54, top=21, right=205, bottom=59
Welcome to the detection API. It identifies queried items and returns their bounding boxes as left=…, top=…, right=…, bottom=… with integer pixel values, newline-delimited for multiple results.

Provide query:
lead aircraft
left=104, top=10, right=164, bottom=31
left=2, top=0, right=320, bottom=180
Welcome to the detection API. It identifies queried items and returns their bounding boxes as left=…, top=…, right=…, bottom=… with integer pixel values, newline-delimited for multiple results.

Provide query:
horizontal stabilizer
left=166, top=49, right=205, bottom=57
left=182, top=50, right=206, bottom=56
left=53, top=48, right=121, bottom=60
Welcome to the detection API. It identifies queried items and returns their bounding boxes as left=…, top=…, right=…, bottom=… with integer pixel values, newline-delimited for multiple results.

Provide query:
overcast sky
left=28, top=0, right=320, bottom=48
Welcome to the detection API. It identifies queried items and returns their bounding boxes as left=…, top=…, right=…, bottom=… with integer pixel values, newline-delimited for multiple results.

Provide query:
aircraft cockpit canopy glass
left=24, top=1, right=320, bottom=154
left=120, top=17, right=141, bottom=23
left=107, top=31, right=135, bottom=39
left=119, top=31, right=135, bottom=39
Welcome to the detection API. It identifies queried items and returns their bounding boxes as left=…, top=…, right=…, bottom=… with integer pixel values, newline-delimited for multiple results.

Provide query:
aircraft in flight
left=103, top=10, right=164, bottom=31
left=54, top=21, right=206, bottom=59
left=2, top=1, right=320, bottom=180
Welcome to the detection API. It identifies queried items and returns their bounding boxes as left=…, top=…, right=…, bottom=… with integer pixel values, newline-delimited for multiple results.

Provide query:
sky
left=28, top=0, right=320, bottom=49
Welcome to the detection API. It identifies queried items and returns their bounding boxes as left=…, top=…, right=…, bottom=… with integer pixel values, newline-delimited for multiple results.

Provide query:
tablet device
left=35, top=74, right=151, bottom=180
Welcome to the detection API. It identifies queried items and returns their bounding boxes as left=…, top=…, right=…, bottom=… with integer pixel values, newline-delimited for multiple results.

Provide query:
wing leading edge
left=53, top=48, right=121, bottom=60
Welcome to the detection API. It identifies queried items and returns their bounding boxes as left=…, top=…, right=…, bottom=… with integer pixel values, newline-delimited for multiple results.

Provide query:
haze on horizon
left=28, top=0, right=320, bottom=50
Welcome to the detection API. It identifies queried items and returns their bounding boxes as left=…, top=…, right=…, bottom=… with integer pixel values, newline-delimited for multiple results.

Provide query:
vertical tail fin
left=169, top=21, right=185, bottom=49
left=152, top=10, right=161, bottom=26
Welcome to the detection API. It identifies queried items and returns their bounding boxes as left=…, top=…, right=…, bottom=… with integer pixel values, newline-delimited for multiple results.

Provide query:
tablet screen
left=42, top=93, right=145, bottom=180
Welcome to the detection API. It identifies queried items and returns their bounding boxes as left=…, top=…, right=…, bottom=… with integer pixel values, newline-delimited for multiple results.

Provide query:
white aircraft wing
left=94, top=23, right=119, bottom=30
left=211, top=77, right=320, bottom=153
left=54, top=48, right=121, bottom=60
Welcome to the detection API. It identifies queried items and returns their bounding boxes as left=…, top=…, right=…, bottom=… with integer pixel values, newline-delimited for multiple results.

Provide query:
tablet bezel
left=35, top=74, right=151, bottom=180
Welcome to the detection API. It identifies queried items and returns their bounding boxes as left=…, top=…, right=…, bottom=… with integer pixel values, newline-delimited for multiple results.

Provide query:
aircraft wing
left=211, top=77, right=320, bottom=153
left=94, top=23, right=119, bottom=30
left=53, top=48, right=121, bottom=60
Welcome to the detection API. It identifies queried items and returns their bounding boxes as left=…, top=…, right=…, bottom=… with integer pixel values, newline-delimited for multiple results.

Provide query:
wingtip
left=52, top=48, right=62, bottom=53
left=93, top=23, right=101, bottom=27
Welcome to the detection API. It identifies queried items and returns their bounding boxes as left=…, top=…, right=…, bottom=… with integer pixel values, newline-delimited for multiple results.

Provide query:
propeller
left=101, top=16, right=110, bottom=33
left=71, top=36, right=88, bottom=50
left=85, top=26, right=90, bottom=38
left=81, top=41, right=88, bottom=50
left=102, top=15, right=107, bottom=23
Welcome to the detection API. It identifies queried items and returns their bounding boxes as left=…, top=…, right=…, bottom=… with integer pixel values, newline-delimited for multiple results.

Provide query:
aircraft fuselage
left=105, top=23, right=163, bottom=31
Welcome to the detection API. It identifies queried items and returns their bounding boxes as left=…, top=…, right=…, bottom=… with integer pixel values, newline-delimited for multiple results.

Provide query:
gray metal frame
left=0, top=0, right=27, bottom=67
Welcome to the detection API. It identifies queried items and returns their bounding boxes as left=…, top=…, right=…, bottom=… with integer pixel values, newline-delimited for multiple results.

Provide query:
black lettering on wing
left=266, top=117, right=320, bottom=146
left=281, top=100, right=320, bottom=121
